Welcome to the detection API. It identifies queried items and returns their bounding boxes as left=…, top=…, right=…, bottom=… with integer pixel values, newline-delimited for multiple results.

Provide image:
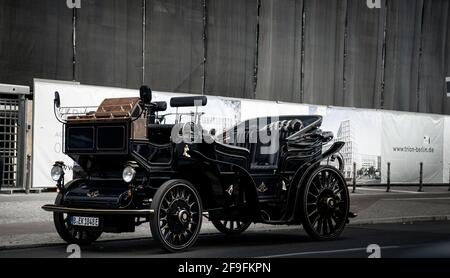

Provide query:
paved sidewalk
left=1, top=186, right=450, bottom=249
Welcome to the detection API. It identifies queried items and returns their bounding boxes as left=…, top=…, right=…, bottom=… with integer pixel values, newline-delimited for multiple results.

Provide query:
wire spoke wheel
left=300, top=166, right=349, bottom=241
left=53, top=193, right=103, bottom=246
left=211, top=219, right=251, bottom=235
left=150, top=180, right=203, bottom=252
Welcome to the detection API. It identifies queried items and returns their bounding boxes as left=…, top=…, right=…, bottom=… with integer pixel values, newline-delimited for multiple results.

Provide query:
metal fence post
left=0, top=155, right=3, bottom=191
left=25, top=155, right=31, bottom=194
left=386, top=162, right=391, bottom=192
left=418, top=162, right=424, bottom=192
left=17, top=94, right=28, bottom=191
left=352, top=162, right=356, bottom=193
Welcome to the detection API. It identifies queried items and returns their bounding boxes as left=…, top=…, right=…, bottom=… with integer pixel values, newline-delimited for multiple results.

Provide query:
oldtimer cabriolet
left=42, top=86, right=351, bottom=252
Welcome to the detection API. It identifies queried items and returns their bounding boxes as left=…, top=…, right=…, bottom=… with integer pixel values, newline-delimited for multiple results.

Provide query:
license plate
left=70, top=216, right=100, bottom=227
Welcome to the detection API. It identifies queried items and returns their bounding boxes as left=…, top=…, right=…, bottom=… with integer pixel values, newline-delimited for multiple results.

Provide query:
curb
left=349, top=215, right=450, bottom=225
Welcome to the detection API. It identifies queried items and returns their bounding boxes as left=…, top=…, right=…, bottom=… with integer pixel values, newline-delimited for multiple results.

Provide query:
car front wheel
left=150, top=179, right=203, bottom=252
left=53, top=193, right=103, bottom=246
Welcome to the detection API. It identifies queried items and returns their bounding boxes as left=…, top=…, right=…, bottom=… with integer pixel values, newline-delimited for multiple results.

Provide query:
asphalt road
left=1, top=221, right=450, bottom=258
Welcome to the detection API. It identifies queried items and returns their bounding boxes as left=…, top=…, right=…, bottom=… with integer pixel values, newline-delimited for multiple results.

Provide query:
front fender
left=63, top=179, right=85, bottom=191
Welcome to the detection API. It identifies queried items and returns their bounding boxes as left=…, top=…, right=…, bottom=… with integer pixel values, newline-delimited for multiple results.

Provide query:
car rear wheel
left=150, top=179, right=203, bottom=252
left=299, top=166, right=349, bottom=241
left=211, top=219, right=251, bottom=235
left=53, top=193, right=103, bottom=246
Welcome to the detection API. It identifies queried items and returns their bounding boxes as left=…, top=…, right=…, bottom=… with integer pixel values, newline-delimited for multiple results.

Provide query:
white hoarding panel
left=32, top=80, right=449, bottom=187
left=33, top=81, right=139, bottom=187
left=240, top=99, right=309, bottom=121
left=444, top=117, right=450, bottom=184
left=381, top=112, right=444, bottom=184
left=322, top=107, right=382, bottom=181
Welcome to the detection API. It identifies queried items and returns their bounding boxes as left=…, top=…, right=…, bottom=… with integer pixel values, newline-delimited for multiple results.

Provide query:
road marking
left=351, top=215, right=450, bottom=225
left=383, top=197, right=450, bottom=201
left=355, top=187, right=422, bottom=194
left=258, top=245, right=402, bottom=258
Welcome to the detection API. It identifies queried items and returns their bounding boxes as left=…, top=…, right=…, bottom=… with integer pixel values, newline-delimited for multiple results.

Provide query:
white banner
left=32, top=80, right=450, bottom=187
left=240, top=99, right=309, bottom=120
left=322, top=107, right=382, bottom=182
left=381, top=112, right=444, bottom=184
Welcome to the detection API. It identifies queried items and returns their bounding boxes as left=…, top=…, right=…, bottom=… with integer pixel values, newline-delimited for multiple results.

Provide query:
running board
left=42, top=204, right=154, bottom=216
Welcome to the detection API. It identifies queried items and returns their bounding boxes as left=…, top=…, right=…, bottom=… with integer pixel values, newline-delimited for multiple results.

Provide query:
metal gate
left=0, top=84, right=29, bottom=191
left=0, top=97, right=19, bottom=187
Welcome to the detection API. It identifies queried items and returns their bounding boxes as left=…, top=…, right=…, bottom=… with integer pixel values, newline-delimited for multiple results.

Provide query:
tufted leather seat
left=249, top=119, right=303, bottom=171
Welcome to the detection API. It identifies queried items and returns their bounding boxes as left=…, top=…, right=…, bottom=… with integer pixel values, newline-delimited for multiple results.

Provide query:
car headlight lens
left=51, top=165, right=64, bottom=182
left=122, top=166, right=136, bottom=183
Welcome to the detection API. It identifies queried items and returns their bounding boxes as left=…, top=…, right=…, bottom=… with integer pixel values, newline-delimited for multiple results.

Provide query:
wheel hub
left=166, top=201, right=192, bottom=234
left=317, top=189, right=338, bottom=215
left=326, top=197, right=336, bottom=209
left=178, top=209, right=191, bottom=224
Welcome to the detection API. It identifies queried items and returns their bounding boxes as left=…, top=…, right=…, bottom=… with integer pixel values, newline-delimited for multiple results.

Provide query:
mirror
left=54, top=91, right=61, bottom=108
left=140, top=85, right=152, bottom=105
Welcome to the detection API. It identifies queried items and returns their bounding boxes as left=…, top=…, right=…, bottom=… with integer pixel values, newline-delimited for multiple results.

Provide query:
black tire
left=299, top=165, right=350, bottom=241
left=53, top=193, right=103, bottom=246
left=150, top=179, right=203, bottom=252
left=211, top=219, right=251, bottom=235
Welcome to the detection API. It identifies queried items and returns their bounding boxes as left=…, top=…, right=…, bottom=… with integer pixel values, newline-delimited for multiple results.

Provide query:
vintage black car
left=43, top=86, right=351, bottom=252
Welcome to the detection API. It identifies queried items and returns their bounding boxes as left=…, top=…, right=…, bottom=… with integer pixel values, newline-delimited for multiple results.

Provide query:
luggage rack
left=57, top=98, right=142, bottom=122
left=57, top=106, right=98, bottom=121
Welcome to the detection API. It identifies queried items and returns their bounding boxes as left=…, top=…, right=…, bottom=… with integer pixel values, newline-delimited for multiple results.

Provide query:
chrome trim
left=42, top=204, right=154, bottom=215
